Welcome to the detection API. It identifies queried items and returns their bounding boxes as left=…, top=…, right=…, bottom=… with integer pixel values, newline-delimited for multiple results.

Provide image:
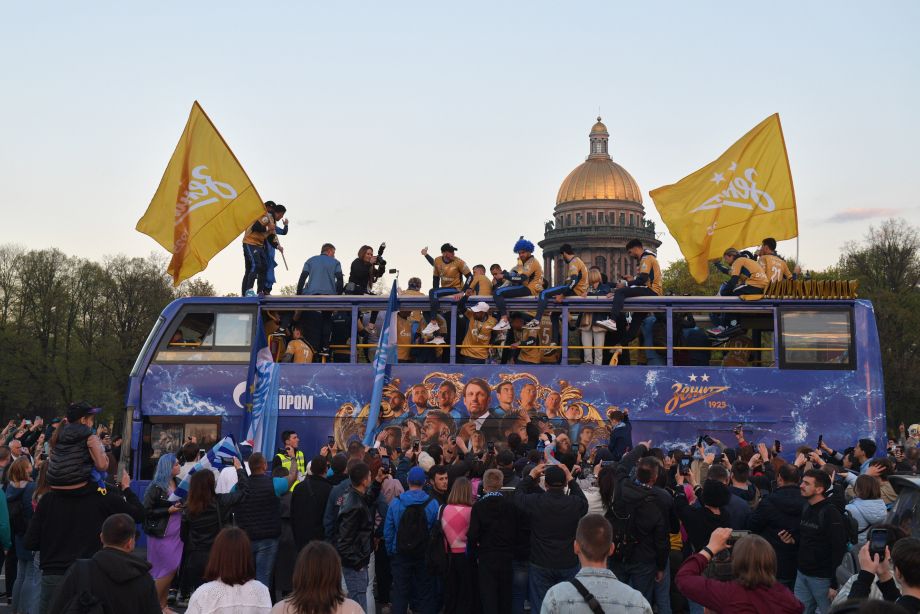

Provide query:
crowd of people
left=0, top=398, right=918, bottom=613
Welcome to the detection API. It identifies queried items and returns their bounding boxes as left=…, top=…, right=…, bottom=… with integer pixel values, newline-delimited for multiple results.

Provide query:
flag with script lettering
left=136, top=101, right=265, bottom=285
left=650, top=114, right=798, bottom=283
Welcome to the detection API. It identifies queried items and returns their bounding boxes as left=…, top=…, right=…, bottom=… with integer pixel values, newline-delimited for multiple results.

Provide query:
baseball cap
left=544, top=465, right=567, bottom=487
left=407, top=466, right=427, bottom=485
left=66, top=401, right=100, bottom=422
left=440, top=243, right=458, bottom=253
left=469, top=301, right=490, bottom=313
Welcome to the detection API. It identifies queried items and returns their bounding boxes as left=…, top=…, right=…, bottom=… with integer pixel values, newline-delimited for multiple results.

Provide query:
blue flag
left=363, top=281, right=399, bottom=446
left=169, top=436, right=242, bottom=501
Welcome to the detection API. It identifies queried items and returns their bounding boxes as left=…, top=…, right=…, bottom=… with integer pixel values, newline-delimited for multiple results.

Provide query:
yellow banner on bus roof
left=650, top=114, right=799, bottom=283
left=136, top=101, right=265, bottom=286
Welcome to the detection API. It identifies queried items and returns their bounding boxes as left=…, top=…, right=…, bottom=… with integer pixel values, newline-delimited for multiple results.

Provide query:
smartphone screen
left=703, top=436, right=715, bottom=446
left=327, top=435, right=334, bottom=446
left=413, top=439, right=420, bottom=450
left=817, top=434, right=823, bottom=446
left=774, top=439, right=782, bottom=452
left=869, top=528, right=889, bottom=560
left=487, top=441, right=495, bottom=453
left=679, top=458, right=691, bottom=475
left=395, top=447, right=403, bottom=455
left=382, top=457, right=391, bottom=470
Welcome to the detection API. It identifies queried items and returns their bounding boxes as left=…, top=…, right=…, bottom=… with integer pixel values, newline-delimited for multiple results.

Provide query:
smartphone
left=327, top=435, right=335, bottom=447
left=869, top=528, right=889, bottom=561
left=198, top=448, right=206, bottom=459
left=696, top=436, right=704, bottom=448
left=382, top=457, right=391, bottom=472
left=817, top=434, right=823, bottom=447
left=703, top=435, right=715, bottom=446
left=487, top=441, right=495, bottom=454
left=729, top=530, right=751, bottom=544
left=679, top=457, right=691, bottom=475
left=395, top=447, right=402, bottom=455
left=450, top=436, right=457, bottom=445
left=413, top=439, right=420, bottom=451
left=774, top=439, right=782, bottom=453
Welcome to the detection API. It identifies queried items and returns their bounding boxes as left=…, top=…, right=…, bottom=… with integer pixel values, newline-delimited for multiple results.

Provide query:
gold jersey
left=565, top=256, right=589, bottom=296
left=242, top=213, right=276, bottom=247
left=460, top=313, right=497, bottom=360
left=514, top=256, right=544, bottom=295
left=284, top=338, right=313, bottom=364
left=433, top=256, right=470, bottom=290
left=638, top=253, right=663, bottom=296
left=731, top=257, right=768, bottom=289
left=470, top=273, right=493, bottom=297
left=759, top=254, right=793, bottom=282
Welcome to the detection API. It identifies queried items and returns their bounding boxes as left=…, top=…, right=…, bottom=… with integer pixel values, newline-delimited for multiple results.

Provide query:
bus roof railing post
left=561, top=305, right=569, bottom=365
left=449, top=304, right=458, bottom=364
left=350, top=305, right=359, bottom=364
left=665, top=306, right=674, bottom=367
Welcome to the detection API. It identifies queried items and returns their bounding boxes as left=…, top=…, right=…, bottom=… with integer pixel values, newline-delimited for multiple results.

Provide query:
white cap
left=470, top=301, right=491, bottom=313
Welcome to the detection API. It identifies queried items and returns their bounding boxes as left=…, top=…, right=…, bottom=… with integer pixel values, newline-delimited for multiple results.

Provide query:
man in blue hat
left=384, top=466, right=442, bottom=614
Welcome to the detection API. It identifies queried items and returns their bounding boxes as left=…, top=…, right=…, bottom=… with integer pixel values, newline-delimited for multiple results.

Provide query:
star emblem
left=701, top=374, right=710, bottom=382
left=711, top=172, right=725, bottom=185
left=728, top=162, right=737, bottom=172
left=688, top=374, right=697, bottom=382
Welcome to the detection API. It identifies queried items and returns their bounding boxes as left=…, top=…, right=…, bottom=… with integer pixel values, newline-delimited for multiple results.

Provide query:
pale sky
left=2, top=2, right=918, bottom=294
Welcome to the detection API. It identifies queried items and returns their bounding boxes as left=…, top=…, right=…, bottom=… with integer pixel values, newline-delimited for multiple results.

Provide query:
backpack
left=425, top=504, right=450, bottom=576
left=396, top=496, right=433, bottom=557
left=608, top=483, right=656, bottom=563
left=7, top=492, right=26, bottom=535
left=819, top=504, right=859, bottom=546
left=59, top=559, right=109, bottom=614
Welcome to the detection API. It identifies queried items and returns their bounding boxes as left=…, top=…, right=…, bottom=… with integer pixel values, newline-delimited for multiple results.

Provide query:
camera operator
left=347, top=244, right=386, bottom=296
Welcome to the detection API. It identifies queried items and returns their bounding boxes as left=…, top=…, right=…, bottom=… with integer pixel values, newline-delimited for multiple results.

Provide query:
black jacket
left=234, top=473, right=281, bottom=541
left=49, top=548, right=160, bottom=614
left=797, top=498, right=848, bottom=586
left=335, top=482, right=381, bottom=570
left=180, top=470, right=248, bottom=553
left=609, top=443, right=671, bottom=570
left=514, top=474, right=588, bottom=569
left=291, top=474, right=333, bottom=549
left=674, top=493, right=731, bottom=552
left=142, top=483, right=173, bottom=538
left=748, top=484, right=804, bottom=581
left=347, top=258, right=384, bottom=293
left=468, top=492, right=518, bottom=559
left=24, top=483, right=144, bottom=576
left=47, top=423, right=95, bottom=487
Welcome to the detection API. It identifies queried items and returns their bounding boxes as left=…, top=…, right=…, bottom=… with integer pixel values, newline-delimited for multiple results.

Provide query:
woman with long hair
left=271, top=541, right=362, bottom=614
left=186, top=527, right=271, bottom=614
left=441, top=477, right=476, bottom=614
left=579, top=267, right=611, bottom=365
left=180, top=458, right=247, bottom=596
left=7, top=457, right=38, bottom=614
left=675, top=527, right=803, bottom=613
left=143, top=453, right=183, bottom=613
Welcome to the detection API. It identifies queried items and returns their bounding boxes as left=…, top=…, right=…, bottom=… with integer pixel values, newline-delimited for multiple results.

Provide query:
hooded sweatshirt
left=845, top=497, right=888, bottom=544
left=48, top=547, right=160, bottom=614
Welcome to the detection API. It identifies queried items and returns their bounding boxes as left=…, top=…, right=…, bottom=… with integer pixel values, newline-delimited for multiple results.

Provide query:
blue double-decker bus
left=123, top=293, right=885, bottom=480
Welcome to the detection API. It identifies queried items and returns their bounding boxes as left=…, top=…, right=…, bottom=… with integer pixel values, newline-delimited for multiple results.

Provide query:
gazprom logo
left=279, top=394, right=314, bottom=411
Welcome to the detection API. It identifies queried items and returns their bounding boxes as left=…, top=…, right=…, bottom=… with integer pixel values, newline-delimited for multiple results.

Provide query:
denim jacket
left=540, top=567, right=653, bottom=614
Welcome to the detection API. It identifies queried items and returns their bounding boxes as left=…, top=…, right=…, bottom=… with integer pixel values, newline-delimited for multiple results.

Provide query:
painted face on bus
left=401, top=420, right=420, bottom=450
left=423, top=414, right=450, bottom=446
left=389, top=393, right=406, bottom=415
left=544, top=392, right=562, bottom=416
left=579, top=427, right=595, bottom=450
left=564, top=404, right=583, bottom=422
left=437, top=385, right=457, bottom=411
left=496, top=383, right=514, bottom=410
left=504, top=418, right=529, bottom=443
left=519, top=384, right=537, bottom=410
left=411, top=385, right=429, bottom=412
left=463, top=382, right=491, bottom=419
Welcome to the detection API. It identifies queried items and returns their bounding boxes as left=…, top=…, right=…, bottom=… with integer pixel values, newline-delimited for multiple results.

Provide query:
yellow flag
left=650, top=114, right=798, bottom=282
left=136, top=101, right=265, bottom=286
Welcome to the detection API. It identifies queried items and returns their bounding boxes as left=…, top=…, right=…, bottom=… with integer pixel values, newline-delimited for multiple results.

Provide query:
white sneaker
left=492, top=319, right=510, bottom=331
left=707, top=325, right=726, bottom=336
left=428, top=336, right=446, bottom=345
left=596, top=318, right=618, bottom=331
left=543, top=342, right=558, bottom=356
left=421, top=321, right=440, bottom=336
left=524, top=319, right=541, bottom=329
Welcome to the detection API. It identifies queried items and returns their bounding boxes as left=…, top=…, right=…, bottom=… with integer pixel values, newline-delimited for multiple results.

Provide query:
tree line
left=1, top=219, right=915, bottom=430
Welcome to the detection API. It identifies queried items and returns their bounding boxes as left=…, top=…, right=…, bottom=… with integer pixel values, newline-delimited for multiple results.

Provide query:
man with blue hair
left=493, top=237, right=544, bottom=332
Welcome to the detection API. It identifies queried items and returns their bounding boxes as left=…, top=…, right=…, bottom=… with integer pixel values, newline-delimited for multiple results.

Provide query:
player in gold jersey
left=597, top=238, right=662, bottom=335
left=528, top=244, right=589, bottom=348
left=421, top=243, right=472, bottom=337
left=759, top=237, right=800, bottom=282
left=719, top=248, right=768, bottom=296
left=493, top=237, right=543, bottom=332
left=469, top=264, right=493, bottom=296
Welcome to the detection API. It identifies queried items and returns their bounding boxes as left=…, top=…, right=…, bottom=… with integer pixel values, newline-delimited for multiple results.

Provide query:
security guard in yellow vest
left=273, top=430, right=306, bottom=490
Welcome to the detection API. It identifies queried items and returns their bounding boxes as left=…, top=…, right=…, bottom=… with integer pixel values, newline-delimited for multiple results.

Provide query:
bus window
left=780, top=309, right=854, bottom=369
left=155, top=309, right=253, bottom=363
left=141, top=417, right=220, bottom=479
left=673, top=311, right=774, bottom=367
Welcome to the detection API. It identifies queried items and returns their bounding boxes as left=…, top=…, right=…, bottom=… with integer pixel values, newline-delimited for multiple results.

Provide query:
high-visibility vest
left=275, top=450, right=306, bottom=491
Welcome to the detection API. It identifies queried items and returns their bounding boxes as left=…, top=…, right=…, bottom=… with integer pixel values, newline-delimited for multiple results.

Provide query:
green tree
left=661, top=259, right=724, bottom=296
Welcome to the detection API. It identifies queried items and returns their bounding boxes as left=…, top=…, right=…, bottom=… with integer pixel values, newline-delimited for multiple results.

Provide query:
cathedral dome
left=555, top=117, right=643, bottom=206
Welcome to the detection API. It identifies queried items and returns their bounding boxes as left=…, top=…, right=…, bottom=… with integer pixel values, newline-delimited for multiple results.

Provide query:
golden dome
left=556, top=158, right=643, bottom=206
left=590, top=116, right=608, bottom=134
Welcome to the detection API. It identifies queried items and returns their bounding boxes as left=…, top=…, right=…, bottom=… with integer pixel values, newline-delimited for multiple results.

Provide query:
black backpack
left=425, top=504, right=450, bottom=576
left=818, top=503, right=859, bottom=546
left=608, top=483, right=656, bottom=563
left=59, top=560, right=109, bottom=614
left=396, top=495, right=433, bottom=557
left=7, top=492, right=26, bottom=536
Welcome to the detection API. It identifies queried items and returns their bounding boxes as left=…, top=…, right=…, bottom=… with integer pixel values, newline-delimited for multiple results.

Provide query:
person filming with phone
left=846, top=535, right=920, bottom=612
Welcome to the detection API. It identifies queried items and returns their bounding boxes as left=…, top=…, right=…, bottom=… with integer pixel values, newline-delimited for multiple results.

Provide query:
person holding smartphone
left=272, top=430, right=306, bottom=490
